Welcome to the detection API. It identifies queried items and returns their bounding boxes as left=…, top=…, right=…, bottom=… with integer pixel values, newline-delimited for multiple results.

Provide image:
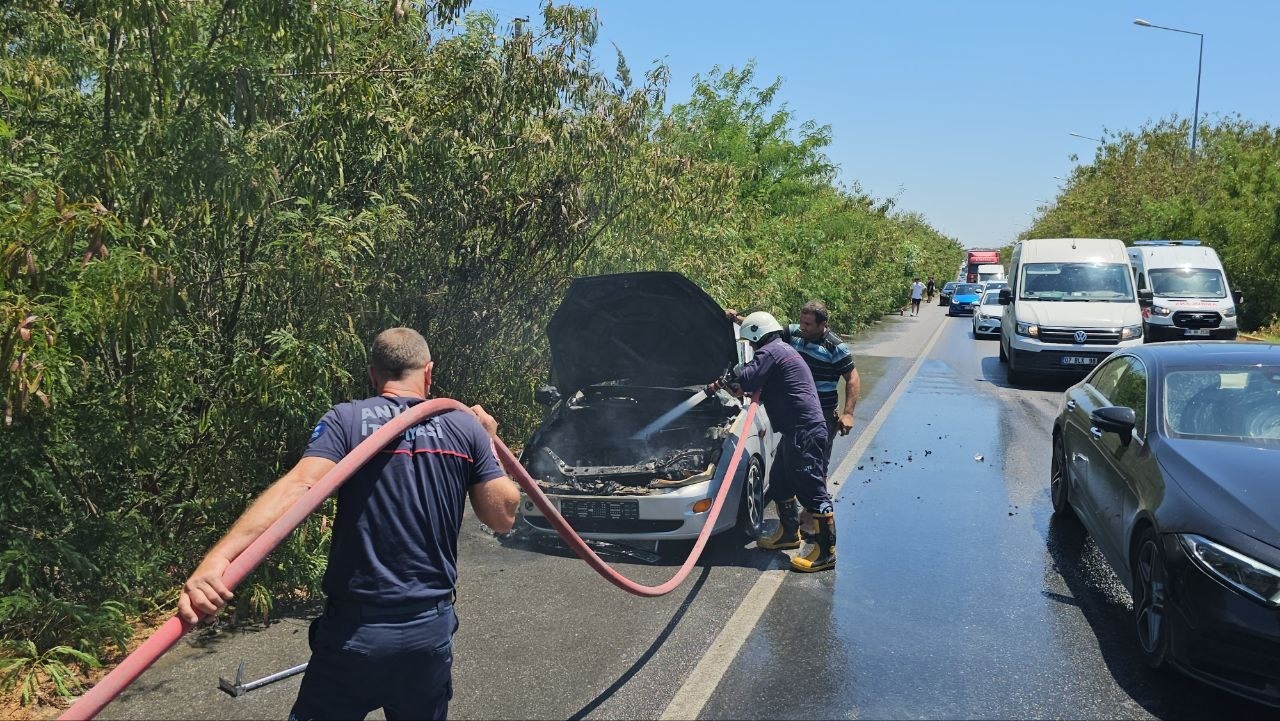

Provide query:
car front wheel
left=737, top=455, right=766, bottom=540
left=1132, top=528, right=1171, bottom=669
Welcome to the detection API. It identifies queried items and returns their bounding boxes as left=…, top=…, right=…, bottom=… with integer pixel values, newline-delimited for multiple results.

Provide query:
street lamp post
left=1134, top=18, right=1204, bottom=160
left=1069, top=132, right=1101, bottom=143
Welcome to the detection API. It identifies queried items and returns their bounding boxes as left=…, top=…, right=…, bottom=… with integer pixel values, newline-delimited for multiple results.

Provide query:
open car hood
left=547, top=272, right=736, bottom=394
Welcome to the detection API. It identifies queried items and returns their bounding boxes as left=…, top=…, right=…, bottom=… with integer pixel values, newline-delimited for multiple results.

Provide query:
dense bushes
left=1, top=0, right=959, bottom=702
left=1024, top=117, right=1280, bottom=331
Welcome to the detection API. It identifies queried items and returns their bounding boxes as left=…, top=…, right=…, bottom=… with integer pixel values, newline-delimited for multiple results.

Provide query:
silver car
left=972, top=289, right=1005, bottom=338
left=519, top=272, right=776, bottom=542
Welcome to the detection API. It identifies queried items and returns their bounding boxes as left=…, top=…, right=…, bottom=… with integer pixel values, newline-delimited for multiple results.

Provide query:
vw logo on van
left=1073, top=330, right=1088, bottom=344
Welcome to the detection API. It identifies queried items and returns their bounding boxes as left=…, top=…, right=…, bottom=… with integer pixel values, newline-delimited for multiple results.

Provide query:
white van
left=998, top=238, right=1150, bottom=385
left=977, top=264, right=1006, bottom=283
left=1127, top=240, right=1242, bottom=341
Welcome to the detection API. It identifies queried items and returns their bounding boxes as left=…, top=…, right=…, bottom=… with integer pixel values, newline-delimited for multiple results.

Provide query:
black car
left=1051, top=342, right=1280, bottom=706
left=938, top=281, right=958, bottom=306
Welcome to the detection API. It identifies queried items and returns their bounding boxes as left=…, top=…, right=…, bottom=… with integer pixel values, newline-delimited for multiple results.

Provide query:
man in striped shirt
left=727, top=300, right=859, bottom=466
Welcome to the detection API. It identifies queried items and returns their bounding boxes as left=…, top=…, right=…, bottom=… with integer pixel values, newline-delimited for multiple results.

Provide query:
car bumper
left=948, top=303, right=977, bottom=316
left=1164, top=537, right=1280, bottom=707
left=973, top=316, right=1001, bottom=335
left=1144, top=323, right=1238, bottom=342
left=1007, top=339, right=1136, bottom=376
left=519, top=476, right=743, bottom=542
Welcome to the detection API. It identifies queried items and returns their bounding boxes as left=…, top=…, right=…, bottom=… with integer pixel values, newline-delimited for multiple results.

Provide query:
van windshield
left=1019, top=262, right=1134, bottom=302
left=1148, top=267, right=1226, bottom=299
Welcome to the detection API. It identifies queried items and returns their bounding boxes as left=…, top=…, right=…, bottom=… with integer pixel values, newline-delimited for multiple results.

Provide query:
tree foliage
left=1025, top=117, right=1280, bottom=330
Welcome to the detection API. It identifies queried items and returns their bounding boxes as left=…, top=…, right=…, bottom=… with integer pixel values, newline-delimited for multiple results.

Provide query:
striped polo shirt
left=782, top=324, right=856, bottom=416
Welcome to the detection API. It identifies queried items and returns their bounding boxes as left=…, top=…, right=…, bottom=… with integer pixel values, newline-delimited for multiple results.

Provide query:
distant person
left=179, top=328, right=521, bottom=721
left=926, top=276, right=936, bottom=303
left=910, top=278, right=926, bottom=316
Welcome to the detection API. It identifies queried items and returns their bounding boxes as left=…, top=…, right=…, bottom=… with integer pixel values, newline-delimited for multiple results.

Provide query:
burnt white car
left=518, top=272, right=775, bottom=542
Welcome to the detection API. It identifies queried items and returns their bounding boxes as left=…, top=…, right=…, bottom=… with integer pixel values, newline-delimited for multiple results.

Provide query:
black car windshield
left=1019, top=262, right=1134, bottom=301
left=1165, top=367, right=1280, bottom=441
left=942, top=282, right=956, bottom=291
left=1148, top=267, right=1227, bottom=299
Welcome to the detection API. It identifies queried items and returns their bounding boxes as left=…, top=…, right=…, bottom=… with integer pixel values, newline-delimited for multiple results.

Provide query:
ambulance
left=1127, top=240, right=1242, bottom=342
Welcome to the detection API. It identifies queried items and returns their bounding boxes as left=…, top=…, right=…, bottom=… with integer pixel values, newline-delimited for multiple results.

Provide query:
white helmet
left=738, top=311, right=784, bottom=344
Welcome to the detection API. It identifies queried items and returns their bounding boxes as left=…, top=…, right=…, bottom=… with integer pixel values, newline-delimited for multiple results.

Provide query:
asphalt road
left=98, top=306, right=1280, bottom=720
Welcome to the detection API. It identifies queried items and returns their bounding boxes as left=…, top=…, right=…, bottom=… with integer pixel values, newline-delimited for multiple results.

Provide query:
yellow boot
left=757, top=497, right=802, bottom=550
left=790, top=512, right=836, bottom=572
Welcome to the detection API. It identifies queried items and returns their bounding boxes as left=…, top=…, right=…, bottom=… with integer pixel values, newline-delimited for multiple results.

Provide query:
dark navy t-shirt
left=303, top=396, right=505, bottom=605
left=734, top=339, right=826, bottom=432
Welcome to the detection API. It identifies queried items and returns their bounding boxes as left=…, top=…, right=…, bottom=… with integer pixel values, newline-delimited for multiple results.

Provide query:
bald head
left=370, top=328, right=432, bottom=380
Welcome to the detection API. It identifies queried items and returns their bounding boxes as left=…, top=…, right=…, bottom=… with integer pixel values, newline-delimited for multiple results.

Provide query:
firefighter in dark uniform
left=715, top=311, right=836, bottom=572
left=180, top=328, right=521, bottom=720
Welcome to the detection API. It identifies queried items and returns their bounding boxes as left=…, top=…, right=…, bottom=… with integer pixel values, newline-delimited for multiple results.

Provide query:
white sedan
left=972, top=289, right=1005, bottom=338
left=518, top=272, right=776, bottom=543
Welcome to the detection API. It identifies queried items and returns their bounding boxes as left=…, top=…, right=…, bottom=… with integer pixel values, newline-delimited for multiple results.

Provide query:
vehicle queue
left=939, top=239, right=1280, bottom=708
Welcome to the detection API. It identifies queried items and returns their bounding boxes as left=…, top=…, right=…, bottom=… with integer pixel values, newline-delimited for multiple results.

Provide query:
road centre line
left=660, top=317, right=950, bottom=720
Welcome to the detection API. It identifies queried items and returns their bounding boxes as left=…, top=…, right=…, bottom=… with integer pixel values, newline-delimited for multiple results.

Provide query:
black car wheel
left=737, top=454, right=766, bottom=540
left=1132, top=528, right=1171, bottom=669
left=1050, top=432, right=1074, bottom=518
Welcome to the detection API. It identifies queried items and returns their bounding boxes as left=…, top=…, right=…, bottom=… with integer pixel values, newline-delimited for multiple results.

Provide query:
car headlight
left=1149, top=305, right=1172, bottom=317
left=1179, top=534, right=1280, bottom=607
left=1119, top=324, right=1143, bottom=340
left=1015, top=321, right=1039, bottom=337
left=1223, top=306, right=1237, bottom=318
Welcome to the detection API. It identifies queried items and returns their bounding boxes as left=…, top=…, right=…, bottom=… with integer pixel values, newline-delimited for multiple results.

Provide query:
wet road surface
left=97, top=308, right=1279, bottom=720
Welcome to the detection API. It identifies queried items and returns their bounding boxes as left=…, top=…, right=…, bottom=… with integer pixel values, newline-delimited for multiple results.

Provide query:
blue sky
left=467, top=1, right=1280, bottom=249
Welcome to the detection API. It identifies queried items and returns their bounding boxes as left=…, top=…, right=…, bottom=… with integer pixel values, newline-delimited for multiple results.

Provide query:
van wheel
left=999, top=341, right=1007, bottom=363
left=1007, top=353, right=1025, bottom=385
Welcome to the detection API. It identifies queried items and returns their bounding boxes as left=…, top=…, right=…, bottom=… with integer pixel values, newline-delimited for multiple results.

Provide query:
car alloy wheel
left=1050, top=433, right=1074, bottom=518
left=1132, top=529, right=1170, bottom=668
left=738, top=455, right=766, bottom=539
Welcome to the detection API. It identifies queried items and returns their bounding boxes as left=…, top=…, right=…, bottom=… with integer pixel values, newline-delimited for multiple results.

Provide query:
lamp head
left=1133, top=18, right=1153, bottom=27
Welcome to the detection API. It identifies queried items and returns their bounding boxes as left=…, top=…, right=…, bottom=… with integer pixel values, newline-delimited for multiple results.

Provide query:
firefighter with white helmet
left=714, top=310, right=836, bottom=572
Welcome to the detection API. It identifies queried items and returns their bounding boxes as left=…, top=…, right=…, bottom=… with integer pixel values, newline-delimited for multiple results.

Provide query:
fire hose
left=60, top=392, right=760, bottom=720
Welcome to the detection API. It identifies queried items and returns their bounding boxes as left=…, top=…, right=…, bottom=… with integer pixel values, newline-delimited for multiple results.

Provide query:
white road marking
left=660, top=317, right=950, bottom=721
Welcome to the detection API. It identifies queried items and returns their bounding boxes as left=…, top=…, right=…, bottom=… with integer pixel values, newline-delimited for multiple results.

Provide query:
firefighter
left=714, top=311, right=836, bottom=572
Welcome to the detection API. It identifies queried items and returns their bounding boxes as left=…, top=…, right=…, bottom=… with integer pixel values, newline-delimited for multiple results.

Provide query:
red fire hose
left=60, top=393, right=760, bottom=720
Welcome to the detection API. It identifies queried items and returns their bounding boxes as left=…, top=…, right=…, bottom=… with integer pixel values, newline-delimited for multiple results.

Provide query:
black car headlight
left=1178, top=534, right=1280, bottom=607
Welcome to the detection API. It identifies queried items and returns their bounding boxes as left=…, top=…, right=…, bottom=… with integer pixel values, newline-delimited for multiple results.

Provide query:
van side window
left=1136, top=272, right=1147, bottom=291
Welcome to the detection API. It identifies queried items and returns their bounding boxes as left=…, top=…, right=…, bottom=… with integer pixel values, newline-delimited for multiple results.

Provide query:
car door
left=1063, top=356, right=1127, bottom=536
left=1091, top=357, right=1155, bottom=566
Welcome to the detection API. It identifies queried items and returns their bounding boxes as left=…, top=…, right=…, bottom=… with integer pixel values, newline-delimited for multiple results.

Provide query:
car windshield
left=955, top=284, right=982, bottom=295
left=1019, top=262, right=1134, bottom=301
left=942, top=282, right=956, bottom=291
left=982, top=291, right=1002, bottom=305
left=1148, top=267, right=1227, bottom=299
left=1165, top=367, right=1280, bottom=441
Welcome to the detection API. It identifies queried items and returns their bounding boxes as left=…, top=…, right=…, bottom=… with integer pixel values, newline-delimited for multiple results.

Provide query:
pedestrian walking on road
left=910, top=278, right=926, bottom=316
left=179, top=328, right=521, bottom=721
left=713, top=311, right=836, bottom=573
left=926, top=276, right=936, bottom=304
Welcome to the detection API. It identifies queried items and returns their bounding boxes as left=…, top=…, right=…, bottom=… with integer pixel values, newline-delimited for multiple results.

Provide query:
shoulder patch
left=309, top=421, right=328, bottom=443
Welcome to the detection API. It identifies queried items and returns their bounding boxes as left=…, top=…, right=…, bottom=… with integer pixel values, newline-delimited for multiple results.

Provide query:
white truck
left=998, top=238, right=1151, bottom=385
left=1127, top=240, right=1242, bottom=342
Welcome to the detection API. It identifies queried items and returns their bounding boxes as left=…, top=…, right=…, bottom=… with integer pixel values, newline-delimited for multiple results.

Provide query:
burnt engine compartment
left=522, top=385, right=741, bottom=496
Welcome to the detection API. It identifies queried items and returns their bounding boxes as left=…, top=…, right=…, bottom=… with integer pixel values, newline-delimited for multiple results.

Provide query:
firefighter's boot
left=790, top=512, right=836, bottom=572
left=757, top=497, right=801, bottom=550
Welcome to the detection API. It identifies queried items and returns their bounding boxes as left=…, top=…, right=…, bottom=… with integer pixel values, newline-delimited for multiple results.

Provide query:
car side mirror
left=534, top=385, right=561, bottom=406
left=998, top=289, right=1012, bottom=306
left=1091, top=405, right=1136, bottom=447
left=1232, top=289, right=1244, bottom=306
left=1137, top=290, right=1154, bottom=308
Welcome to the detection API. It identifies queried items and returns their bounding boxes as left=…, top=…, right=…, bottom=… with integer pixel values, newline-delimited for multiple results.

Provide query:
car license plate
left=1183, top=328, right=1211, bottom=336
left=560, top=499, right=639, bottom=521
left=1060, top=356, right=1098, bottom=366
